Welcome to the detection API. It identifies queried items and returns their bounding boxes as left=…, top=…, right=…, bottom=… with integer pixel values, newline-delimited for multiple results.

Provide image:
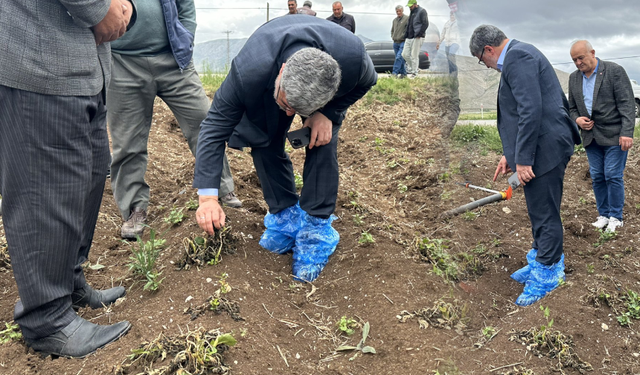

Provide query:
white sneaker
left=591, top=216, right=609, bottom=229
left=606, top=217, right=623, bottom=232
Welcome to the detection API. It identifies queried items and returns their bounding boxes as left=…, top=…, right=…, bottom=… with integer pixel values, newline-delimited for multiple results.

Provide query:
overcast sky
left=193, top=0, right=640, bottom=81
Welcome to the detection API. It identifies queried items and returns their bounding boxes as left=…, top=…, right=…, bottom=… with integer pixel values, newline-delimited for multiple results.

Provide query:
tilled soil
left=1, top=79, right=640, bottom=375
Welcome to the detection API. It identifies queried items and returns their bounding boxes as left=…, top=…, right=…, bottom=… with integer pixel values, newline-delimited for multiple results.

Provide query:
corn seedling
left=336, top=321, right=376, bottom=360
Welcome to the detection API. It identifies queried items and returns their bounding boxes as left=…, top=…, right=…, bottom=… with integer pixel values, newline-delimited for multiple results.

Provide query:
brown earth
left=1, top=79, right=640, bottom=375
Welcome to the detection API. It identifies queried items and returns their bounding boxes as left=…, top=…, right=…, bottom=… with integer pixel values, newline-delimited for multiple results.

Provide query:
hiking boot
left=591, top=216, right=609, bottom=229
left=220, top=192, right=242, bottom=208
left=606, top=217, right=623, bottom=233
left=121, top=207, right=146, bottom=240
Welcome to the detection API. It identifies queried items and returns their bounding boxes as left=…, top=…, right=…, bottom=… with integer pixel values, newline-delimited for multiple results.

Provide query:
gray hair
left=280, top=48, right=341, bottom=117
left=469, top=24, right=507, bottom=57
left=570, top=39, right=593, bottom=51
left=332, top=1, right=342, bottom=7
left=395, top=5, right=403, bottom=11
left=303, top=0, right=312, bottom=7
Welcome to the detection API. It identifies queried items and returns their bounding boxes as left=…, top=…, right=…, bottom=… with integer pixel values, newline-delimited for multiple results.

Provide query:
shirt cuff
left=197, top=188, right=219, bottom=197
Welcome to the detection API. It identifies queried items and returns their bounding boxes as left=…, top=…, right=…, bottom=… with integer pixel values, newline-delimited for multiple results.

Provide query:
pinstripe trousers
left=0, top=85, right=109, bottom=340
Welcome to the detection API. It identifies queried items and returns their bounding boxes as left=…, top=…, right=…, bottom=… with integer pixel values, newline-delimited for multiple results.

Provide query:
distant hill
left=457, top=55, right=570, bottom=112
left=194, top=35, right=373, bottom=72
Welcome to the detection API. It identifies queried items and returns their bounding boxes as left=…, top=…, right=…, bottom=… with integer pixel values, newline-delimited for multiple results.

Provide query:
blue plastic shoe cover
left=510, top=248, right=538, bottom=284
left=259, top=203, right=306, bottom=254
left=292, top=214, right=339, bottom=282
left=515, top=257, right=566, bottom=306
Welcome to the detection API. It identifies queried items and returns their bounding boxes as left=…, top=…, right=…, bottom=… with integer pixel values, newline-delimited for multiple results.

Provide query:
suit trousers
left=0, top=84, right=109, bottom=340
left=107, top=53, right=235, bottom=219
left=523, top=157, right=570, bottom=266
left=251, top=115, right=341, bottom=219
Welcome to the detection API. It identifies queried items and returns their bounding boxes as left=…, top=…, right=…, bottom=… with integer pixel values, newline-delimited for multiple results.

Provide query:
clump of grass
left=451, top=124, right=503, bottom=154
left=116, top=328, right=236, bottom=375
left=128, top=229, right=166, bottom=291
left=362, top=76, right=417, bottom=106
left=457, top=111, right=498, bottom=120
left=199, top=62, right=228, bottom=94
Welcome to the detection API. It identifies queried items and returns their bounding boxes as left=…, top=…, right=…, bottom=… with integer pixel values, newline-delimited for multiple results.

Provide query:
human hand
left=576, top=116, right=594, bottom=131
left=620, top=136, right=633, bottom=151
left=196, top=195, right=226, bottom=235
left=436, top=42, right=440, bottom=50
left=304, top=112, right=332, bottom=149
left=516, top=164, right=535, bottom=186
left=91, top=0, right=131, bottom=45
left=492, top=155, right=512, bottom=181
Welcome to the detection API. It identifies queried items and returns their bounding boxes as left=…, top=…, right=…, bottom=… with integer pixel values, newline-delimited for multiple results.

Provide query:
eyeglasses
left=477, top=47, right=486, bottom=66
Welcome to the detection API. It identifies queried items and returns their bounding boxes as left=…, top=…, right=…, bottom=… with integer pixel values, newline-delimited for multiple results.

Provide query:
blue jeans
left=586, top=142, right=628, bottom=220
left=445, top=43, right=459, bottom=75
left=392, top=42, right=406, bottom=75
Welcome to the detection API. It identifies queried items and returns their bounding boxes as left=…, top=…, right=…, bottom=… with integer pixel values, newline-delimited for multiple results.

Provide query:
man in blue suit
left=469, top=25, right=581, bottom=306
left=193, top=16, right=377, bottom=282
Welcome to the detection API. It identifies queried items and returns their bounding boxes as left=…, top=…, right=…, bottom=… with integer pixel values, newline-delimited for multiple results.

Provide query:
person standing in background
left=401, top=0, right=428, bottom=78
left=391, top=5, right=409, bottom=78
left=567, top=40, right=635, bottom=233
left=287, top=0, right=298, bottom=15
left=326, top=1, right=355, bottom=33
left=437, top=11, right=459, bottom=75
left=298, top=0, right=316, bottom=16
left=107, top=0, right=242, bottom=241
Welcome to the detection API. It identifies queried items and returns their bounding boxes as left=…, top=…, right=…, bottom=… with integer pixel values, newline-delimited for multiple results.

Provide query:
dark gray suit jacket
left=193, top=16, right=377, bottom=190
left=568, top=59, right=635, bottom=147
left=0, top=0, right=123, bottom=96
left=498, top=40, right=581, bottom=177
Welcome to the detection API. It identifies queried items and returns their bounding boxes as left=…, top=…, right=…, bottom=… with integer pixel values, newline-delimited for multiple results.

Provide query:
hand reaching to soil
left=197, top=195, right=226, bottom=235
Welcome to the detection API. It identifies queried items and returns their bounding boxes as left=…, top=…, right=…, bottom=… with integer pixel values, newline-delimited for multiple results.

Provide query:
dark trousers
left=251, top=116, right=341, bottom=219
left=0, top=85, right=109, bottom=340
left=523, top=157, right=570, bottom=266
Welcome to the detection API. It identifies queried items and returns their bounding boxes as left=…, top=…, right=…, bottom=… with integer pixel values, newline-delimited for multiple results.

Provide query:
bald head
left=570, top=40, right=597, bottom=76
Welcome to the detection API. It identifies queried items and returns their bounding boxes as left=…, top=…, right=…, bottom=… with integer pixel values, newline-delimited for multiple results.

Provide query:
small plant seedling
left=353, top=214, right=364, bottom=226
left=337, top=316, right=358, bottom=336
left=387, top=160, right=398, bottom=169
left=578, top=197, right=587, bottom=205
left=165, top=207, right=186, bottom=225
left=0, top=322, right=21, bottom=344
left=336, top=321, right=376, bottom=360
left=373, top=137, right=385, bottom=146
left=593, top=229, right=617, bottom=247
left=358, top=231, right=375, bottom=245
left=397, top=183, right=408, bottom=193
left=128, top=229, right=165, bottom=291
left=462, top=211, right=478, bottom=221
left=186, top=199, right=199, bottom=210
left=586, top=264, right=595, bottom=274
left=482, top=326, right=496, bottom=339
left=617, top=290, right=640, bottom=326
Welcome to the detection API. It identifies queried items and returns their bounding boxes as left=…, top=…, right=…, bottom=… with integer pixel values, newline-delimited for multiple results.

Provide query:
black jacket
left=405, top=6, right=428, bottom=39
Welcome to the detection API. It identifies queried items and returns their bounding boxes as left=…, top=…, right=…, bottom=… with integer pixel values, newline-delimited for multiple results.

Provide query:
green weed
left=294, top=172, right=304, bottom=190
left=482, top=326, right=496, bottom=339
left=353, top=214, right=364, bottom=226
left=336, top=321, right=376, bottom=360
left=186, top=199, right=199, bottom=211
left=337, top=316, right=358, bottom=336
left=358, top=231, right=375, bottom=246
left=397, top=183, right=408, bottom=193
left=0, top=322, right=21, bottom=344
left=128, top=229, right=165, bottom=291
left=593, top=228, right=617, bottom=247
left=462, top=211, right=478, bottom=221
left=165, top=207, right=186, bottom=225
left=617, top=290, right=640, bottom=326
left=199, top=62, right=228, bottom=94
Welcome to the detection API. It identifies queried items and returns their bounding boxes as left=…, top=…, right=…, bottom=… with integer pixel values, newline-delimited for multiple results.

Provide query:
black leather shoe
left=72, top=284, right=126, bottom=310
left=26, top=315, right=131, bottom=358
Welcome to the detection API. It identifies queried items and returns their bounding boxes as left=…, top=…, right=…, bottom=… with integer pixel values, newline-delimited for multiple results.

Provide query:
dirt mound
left=1, top=80, right=640, bottom=374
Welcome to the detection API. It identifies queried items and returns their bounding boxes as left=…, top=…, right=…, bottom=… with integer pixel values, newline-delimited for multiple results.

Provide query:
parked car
left=631, top=79, right=640, bottom=118
left=365, top=41, right=430, bottom=73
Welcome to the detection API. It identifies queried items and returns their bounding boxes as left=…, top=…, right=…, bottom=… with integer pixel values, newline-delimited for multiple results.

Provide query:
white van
left=631, top=79, right=640, bottom=118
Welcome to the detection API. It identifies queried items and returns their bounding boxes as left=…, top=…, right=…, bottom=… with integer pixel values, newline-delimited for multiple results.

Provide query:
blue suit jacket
left=497, top=40, right=581, bottom=176
left=193, top=16, right=377, bottom=189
